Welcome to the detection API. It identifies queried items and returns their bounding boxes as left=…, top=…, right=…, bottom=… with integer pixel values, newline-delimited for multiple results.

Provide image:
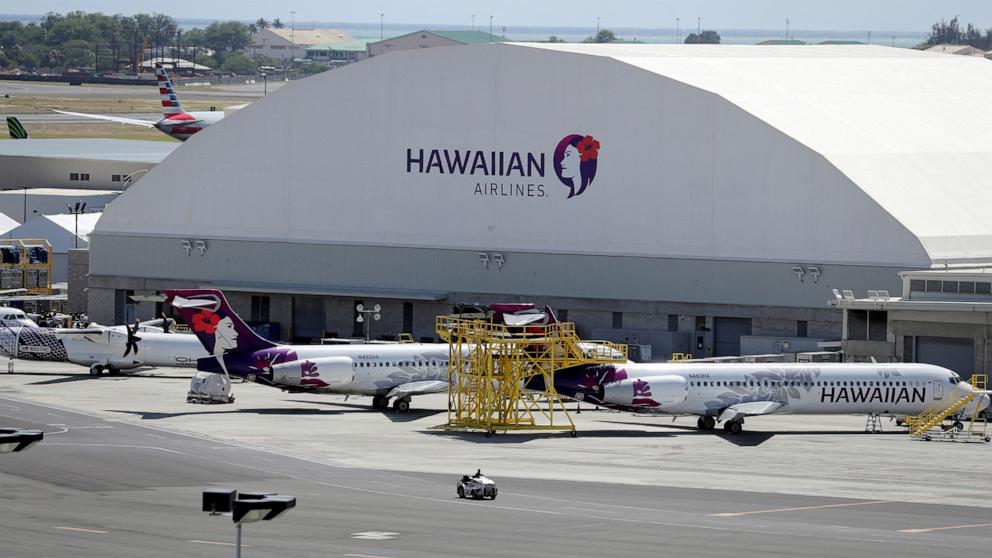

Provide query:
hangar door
left=292, top=296, right=325, bottom=343
left=714, top=317, right=752, bottom=357
left=914, top=336, right=974, bottom=377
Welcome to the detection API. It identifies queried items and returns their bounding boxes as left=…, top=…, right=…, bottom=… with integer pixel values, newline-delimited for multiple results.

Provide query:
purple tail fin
left=163, top=289, right=275, bottom=355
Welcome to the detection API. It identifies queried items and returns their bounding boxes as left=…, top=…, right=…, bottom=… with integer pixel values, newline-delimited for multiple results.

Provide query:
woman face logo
left=554, top=134, right=600, bottom=199
left=213, top=316, right=239, bottom=354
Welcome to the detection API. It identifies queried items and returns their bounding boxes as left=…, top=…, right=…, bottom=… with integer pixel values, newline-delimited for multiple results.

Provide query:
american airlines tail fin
left=163, top=289, right=276, bottom=355
left=6, top=117, right=28, bottom=139
left=155, top=64, right=185, bottom=117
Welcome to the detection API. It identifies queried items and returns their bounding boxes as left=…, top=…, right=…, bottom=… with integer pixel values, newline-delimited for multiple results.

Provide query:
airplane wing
left=386, top=380, right=449, bottom=399
left=169, top=295, right=216, bottom=309
left=717, top=401, right=784, bottom=423
left=53, top=109, right=156, bottom=128
left=225, top=103, right=249, bottom=110
left=51, top=328, right=108, bottom=335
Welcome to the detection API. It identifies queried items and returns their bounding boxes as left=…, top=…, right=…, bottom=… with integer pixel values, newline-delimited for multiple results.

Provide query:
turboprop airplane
left=53, top=64, right=230, bottom=141
left=0, top=315, right=207, bottom=375
left=532, top=361, right=991, bottom=434
left=164, top=289, right=451, bottom=412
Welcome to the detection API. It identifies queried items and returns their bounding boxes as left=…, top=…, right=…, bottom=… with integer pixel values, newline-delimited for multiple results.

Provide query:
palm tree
left=256, top=18, right=270, bottom=30
left=272, top=18, right=284, bottom=29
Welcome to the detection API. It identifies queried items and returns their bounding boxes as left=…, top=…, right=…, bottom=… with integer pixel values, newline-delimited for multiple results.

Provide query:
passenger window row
left=352, top=360, right=448, bottom=368
left=689, top=380, right=926, bottom=388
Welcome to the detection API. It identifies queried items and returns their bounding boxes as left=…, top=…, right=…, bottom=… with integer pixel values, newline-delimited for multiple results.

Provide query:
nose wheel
left=697, top=416, right=716, bottom=430
left=392, top=398, right=411, bottom=413
left=372, top=395, right=389, bottom=409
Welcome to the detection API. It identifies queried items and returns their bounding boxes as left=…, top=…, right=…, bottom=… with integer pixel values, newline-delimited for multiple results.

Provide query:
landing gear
left=89, top=365, right=102, bottom=376
left=697, top=416, right=716, bottom=430
left=723, top=419, right=743, bottom=435
left=372, top=395, right=389, bottom=410
left=393, top=398, right=411, bottom=413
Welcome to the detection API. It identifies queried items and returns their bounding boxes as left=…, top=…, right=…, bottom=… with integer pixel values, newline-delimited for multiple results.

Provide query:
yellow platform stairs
left=906, top=374, right=989, bottom=442
left=436, top=315, right=627, bottom=436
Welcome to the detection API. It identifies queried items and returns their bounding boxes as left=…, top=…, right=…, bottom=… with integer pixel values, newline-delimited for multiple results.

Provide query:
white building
left=251, top=28, right=352, bottom=61
left=367, top=29, right=504, bottom=57
left=87, top=44, right=992, bottom=356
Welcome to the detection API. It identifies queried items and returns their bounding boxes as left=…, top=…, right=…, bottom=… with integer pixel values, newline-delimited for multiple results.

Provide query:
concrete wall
left=67, top=249, right=89, bottom=313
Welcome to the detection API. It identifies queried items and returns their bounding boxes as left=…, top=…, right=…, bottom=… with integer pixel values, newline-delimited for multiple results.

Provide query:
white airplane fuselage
left=549, top=362, right=989, bottom=419
left=61, top=330, right=206, bottom=370
left=207, top=343, right=453, bottom=396
left=156, top=110, right=225, bottom=141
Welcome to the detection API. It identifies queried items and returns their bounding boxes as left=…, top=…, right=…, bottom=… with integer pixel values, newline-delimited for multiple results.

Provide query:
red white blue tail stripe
left=156, top=63, right=184, bottom=117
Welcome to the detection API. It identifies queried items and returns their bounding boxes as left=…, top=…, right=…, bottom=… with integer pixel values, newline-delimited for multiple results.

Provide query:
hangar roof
left=0, top=138, right=177, bottom=163
left=96, top=44, right=992, bottom=267
left=523, top=44, right=992, bottom=264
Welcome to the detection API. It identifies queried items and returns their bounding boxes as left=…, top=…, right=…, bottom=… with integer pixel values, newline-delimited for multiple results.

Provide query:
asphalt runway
left=0, top=79, right=283, bottom=99
left=1, top=395, right=990, bottom=558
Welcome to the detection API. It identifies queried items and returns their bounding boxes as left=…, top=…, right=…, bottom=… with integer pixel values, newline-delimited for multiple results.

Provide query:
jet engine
left=271, top=356, right=354, bottom=389
left=602, top=375, right=687, bottom=407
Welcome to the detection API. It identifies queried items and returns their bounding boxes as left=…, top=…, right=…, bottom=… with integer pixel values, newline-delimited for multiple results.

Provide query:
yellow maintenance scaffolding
left=906, top=374, right=990, bottom=443
left=436, top=316, right=628, bottom=435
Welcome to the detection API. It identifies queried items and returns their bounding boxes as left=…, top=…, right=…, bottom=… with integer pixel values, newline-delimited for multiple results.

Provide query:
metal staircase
left=906, top=374, right=989, bottom=442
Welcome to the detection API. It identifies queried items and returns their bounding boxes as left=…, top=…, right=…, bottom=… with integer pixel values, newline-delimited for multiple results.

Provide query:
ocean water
left=1, top=13, right=928, bottom=47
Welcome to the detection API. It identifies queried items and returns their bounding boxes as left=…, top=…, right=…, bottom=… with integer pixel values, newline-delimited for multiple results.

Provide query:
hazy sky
left=15, top=1, right=992, bottom=31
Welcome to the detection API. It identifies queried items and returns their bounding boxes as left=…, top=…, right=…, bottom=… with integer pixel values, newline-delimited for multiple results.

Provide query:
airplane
left=531, top=361, right=991, bottom=434
left=52, top=64, right=230, bottom=141
left=6, top=116, right=28, bottom=139
left=164, top=289, right=452, bottom=412
left=0, top=312, right=207, bottom=375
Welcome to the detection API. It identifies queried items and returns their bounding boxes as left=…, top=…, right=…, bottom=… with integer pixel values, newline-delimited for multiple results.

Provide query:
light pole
left=471, top=14, right=475, bottom=31
left=489, top=16, right=493, bottom=42
left=596, top=16, right=600, bottom=34
left=697, top=16, right=701, bottom=36
left=290, top=11, right=296, bottom=58
left=867, top=30, right=872, bottom=45
left=675, top=17, right=680, bottom=44
left=203, top=489, right=296, bottom=558
left=355, top=303, right=381, bottom=341
left=66, top=201, right=86, bottom=249
left=785, top=18, right=790, bottom=42
left=261, top=72, right=267, bottom=95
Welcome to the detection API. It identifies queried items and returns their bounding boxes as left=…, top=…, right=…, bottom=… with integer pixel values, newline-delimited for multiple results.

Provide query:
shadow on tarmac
left=420, top=428, right=681, bottom=444
left=287, top=399, right=445, bottom=422
left=106, top=407, right=372, bottom=420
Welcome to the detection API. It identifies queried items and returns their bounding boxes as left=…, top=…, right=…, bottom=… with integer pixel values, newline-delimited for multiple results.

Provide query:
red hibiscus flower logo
left=192, top=310, right=220, bottom=334
left=576, top=135, right=600, bottom=162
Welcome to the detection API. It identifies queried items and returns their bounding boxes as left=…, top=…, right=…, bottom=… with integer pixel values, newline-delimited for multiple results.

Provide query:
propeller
left=122, top=319, right=142, bottom=357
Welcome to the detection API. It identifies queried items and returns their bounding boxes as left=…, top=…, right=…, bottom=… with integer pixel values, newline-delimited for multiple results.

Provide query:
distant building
left=251, top=28, right=353, bottom=61
left=926, top=44, right=986, bottom=57
left=139, top=57, right=212, bottom=72
left=305, top=40, right=369, bottom=65
left=0, top=139, right=177, bottom=191
left=367, top=29, right=504, bottom=57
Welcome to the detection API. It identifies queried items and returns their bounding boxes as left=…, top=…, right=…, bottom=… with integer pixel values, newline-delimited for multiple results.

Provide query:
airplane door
left=934, top=380, right=943, bottom=400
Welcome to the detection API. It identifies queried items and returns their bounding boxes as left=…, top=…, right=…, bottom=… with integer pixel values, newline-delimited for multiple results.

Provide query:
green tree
left=547, top=35, right=565, bottom=43
left=219, top=52, right=256, bottom=74
left=272, top=18, right=284, bottom=29
left=684, top=30, right=721, bottom=44
left=203, top=21, right=251, bottom=64
left=255, top=18, right=270, bottom=30
left=584, top=29, right=616, bottom=43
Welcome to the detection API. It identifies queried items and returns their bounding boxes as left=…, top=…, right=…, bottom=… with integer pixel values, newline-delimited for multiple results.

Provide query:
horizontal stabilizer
left=718, top=401, right=784, bottom=423
left=386, top=380, right=448, bottom=399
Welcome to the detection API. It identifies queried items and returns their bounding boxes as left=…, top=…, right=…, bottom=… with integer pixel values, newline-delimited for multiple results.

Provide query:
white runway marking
left=54, top=526, right=108, bottom=534
left=710, top=500, right=893, bottom=517
left=343, top=554, right=397, bottom=558
left=188, top=539, right=249, bottom=547
left=351, top=531, right=400, bottom=540
left=900, top=522, right=992, bottom=533
left=565, top=506, right=616, bottom=514
left=44, top=443, right=183, bottom=454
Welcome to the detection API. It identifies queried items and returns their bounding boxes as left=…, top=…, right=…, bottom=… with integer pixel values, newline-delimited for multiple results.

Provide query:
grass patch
left=1, top=121, right=177, bottom=141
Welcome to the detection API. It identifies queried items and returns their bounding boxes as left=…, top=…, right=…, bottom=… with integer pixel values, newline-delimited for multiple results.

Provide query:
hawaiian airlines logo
left=405, top=132, right=601, bottom=200
left=554, top=134, right=600, bottom=198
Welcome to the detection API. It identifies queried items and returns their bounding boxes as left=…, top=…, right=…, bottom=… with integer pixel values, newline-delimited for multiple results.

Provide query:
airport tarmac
left=1, top=361, right=990, bottom=506
left=1, top=361, right=990, bottom=557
